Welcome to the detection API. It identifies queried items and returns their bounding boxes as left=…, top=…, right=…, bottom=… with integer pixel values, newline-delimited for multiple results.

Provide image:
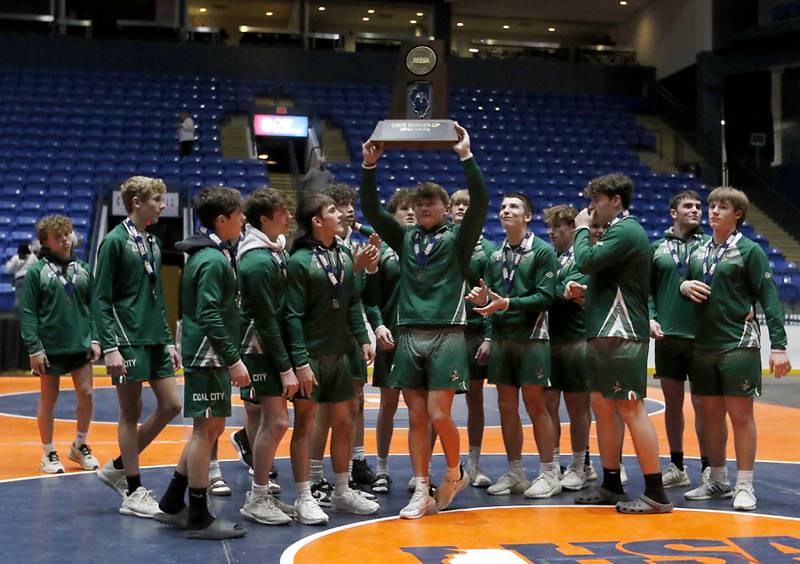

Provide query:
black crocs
left=185, top=517, right=247, bottom=540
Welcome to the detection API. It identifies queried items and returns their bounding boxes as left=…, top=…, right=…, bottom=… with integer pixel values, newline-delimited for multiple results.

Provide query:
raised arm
left=360, top=141, right=405, bottom=252
left=573, top=223, right=631, bottom=275
left=452, top=125, right=488, bottom=268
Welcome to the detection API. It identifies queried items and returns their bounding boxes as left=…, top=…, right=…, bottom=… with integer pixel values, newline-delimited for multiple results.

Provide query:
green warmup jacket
left=286, top=236, right=370, bottom=367
left=466, top=237, right=495, bottom=336
left=360, top=156, right=489, bottom=327
left=483, top=233, right=557, bottom=340
left=649, top=227, right=709, bottom=339
left=573, top=214, right=651, bottom=342
left=365, top=242, right=401, bottom=333
left=20, top=253, right=98, bottom=355
left=685, top=233, right=787, bottom=351
left=549, top=246, right=590, bottom=344
left=92, top=222, right=172, bottom=353
left=176, top=232, right=241, bottom=368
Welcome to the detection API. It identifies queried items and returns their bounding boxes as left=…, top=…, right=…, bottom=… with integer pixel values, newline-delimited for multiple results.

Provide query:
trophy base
left=370, top=119, right=457, bottom=150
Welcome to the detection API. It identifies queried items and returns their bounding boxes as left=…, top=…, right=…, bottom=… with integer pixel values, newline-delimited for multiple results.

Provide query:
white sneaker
left=294, top=491, right=329, bottom=525
left=585, top=461, right=597, bottom=481
left=273, top=495, right=296, bottom=519
left=733, top=484, right=757, bottom=511
left=487, top=469, right=530, bottom=496
left=399, top=487, right=437, bottom=519
left=524, top=471, right=563, bottom=499
left=408, top=472, right=435, bottom=493
left=97, top=459, right=127, bottom=496
left=466, top=464, right=492, bottom=488
left=268, top=480, right=282, bottom=495
left=662, top=463, right=691, bottom=488
left=684, top=479, right=734, bottom=500
left=434, top=465, right=469, bottom=510
left=560, top=463, right=587, bottom=491
left=40, top=451, right=65, bottom=474
left=119, top=486, right=160, bottom=518
left=620, top=463, right=628, bottom=485
left=240, top=491, right=292, bottom=525
left=68, top=443, right=100, bottom=470
left=332, top=488, right=379, bottom=515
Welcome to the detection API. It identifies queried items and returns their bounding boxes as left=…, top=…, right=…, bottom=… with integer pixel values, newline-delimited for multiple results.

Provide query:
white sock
left=251, top=482, right=269, bottom=497
left=553, top=448, right=560, bottom=467
left=572, top=451, right=584, bottom=467
left=75, top=431, right=88, bottom=447
left=736, top=469, right=754, bottom=488
left=333, top=472, right=349, bottom=495
left=310, top=459, right=324, bottom=482
left=509, top=459, right=523, bottom=474
left=540, top=461, right=555, bottom=475
left=42, top=443, right=55, bottom=454
left=710, top=466, right=728, bottom=483
left=352, top=445, right=365, bottom=461
left=446, top=464, right=461, bottom=481
left=208, top=459, right=222, bottom=480
left=295, top=481, right=311, bottom=495
left=468, top=445, right=480, bottom=468
left=414, top=476, right=430, bottom=493
left=377, top=456, right=389, bottom=475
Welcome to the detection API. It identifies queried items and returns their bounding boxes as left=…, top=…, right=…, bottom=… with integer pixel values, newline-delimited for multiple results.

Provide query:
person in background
left=5, top=242, right=38, bottom=309
left=177, top=111, right=196, bottom=157
left=300, top=150, right=334, bottom=195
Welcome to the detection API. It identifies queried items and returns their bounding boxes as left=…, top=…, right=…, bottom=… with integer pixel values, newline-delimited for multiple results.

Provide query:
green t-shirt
left=649, top=227, right=709, bottom=339
left=573, top=214, right=651, bottom=342
left=686, top=232, right=787, bottom=351
left=483, top=233, right=557, bottom=340
left=20, top=257, right=97, bottom=355
left=360, top=156, right=489, bottom=327
left=92, top=222, right=172, bottom=352
left=549, top=246, right=589, bottom=343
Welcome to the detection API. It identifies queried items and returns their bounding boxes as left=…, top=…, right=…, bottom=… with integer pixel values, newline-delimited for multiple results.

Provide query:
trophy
left=369, top=41, right=457, bottom=150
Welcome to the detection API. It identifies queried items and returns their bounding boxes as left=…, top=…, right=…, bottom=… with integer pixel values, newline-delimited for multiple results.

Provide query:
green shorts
left=689, top=347, right=762, bottom=397
left=488, top=338, right=551, bottom=387
left=388, top=326, right=469, bottom=392
left=183, top=367, right=232, bottom=418
left=549, top=340, right=591, bottom=393
left=113, top=344, right=174, bottom=385
left=44, top=351, right=91, bottom=377
left=465, top=330, right=488, bottom=380
left=587, top=337, right=648, bottom=400
left=348, top=337, right=368, bottom=383
left=240, top=354, right=283, bottom=401
left=372, top=348, right=396, bottom=388
left=295, top=354, right=353, bottom=404
left=654, top=336, right=694, bottom=381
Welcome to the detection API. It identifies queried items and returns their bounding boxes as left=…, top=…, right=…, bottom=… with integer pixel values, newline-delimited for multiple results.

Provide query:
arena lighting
left=620, top=1, right=628, bottom=5
left=266, top=11, right=273, bottom=16
left=548, top=27, right=556, bottom=32
left=502, top=24, right=510, bottom=29
left=258, top=154, right=269, bottom=160
left=363, top=16, right=370, bottom=21
left=721, top=119, right=726, bottom=126
left=468, top=48, right=479, bottom=53
left=367, top=9, right=375, bottom=13
left=199, top=7, right=207, bottom=13
left=410, top=19, right=417, bottom=24
left=318, top=6, right=326, bottom=10
left=456, top=22, right=464, bottom=27
left=416, top=12, right=424, bottom=16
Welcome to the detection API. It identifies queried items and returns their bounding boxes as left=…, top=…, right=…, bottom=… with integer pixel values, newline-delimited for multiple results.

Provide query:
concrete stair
left=746, top=204, right=800, bottom=266
left=320, top=119, right=351, bottom=163
left=636, top=115, right=702, bottom=174
left=269, top=172, right=300, bottom=236
left=219, top=115, right=252, bottom=159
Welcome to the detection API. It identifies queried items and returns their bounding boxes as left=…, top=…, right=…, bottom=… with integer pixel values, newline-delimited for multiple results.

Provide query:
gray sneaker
left=97, top=459, right=127, bottom=497
left=240, top=491, right=292, bottom=525
left=684, top=479, right=734, bottom=501
left=662, top=463, right=691, bottom=488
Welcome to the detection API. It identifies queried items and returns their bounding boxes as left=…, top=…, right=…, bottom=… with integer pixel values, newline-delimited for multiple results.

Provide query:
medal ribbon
left=271, top=250, right=287, bottom=278
left=702, top=230, right=741, bottom=284
left=123, top=218, right=156, bottom=283
left=314, top=245, right=345, bottom=291
left=557, top=246, right=574, bottom=277
left=666, top=230, right=703, bottom=276
left=609, top=210, right=631, bottom=228
left=412, top=224, right=448, bottom=268
left=45, top=259, right=78, bottom=296
left=501, top=231, right=532, bottom=294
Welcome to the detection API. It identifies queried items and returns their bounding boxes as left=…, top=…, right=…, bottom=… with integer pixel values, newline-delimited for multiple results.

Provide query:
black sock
left=126, top=474, right=142, bottom=495
left=700, top=456, right=709, bottom=471
left=159, top=471, right=188, bottom=514
left=601, top=467, right=624, bottom=495
left=670, top=451, right=684, bottom=469
left=112, top=456, right=124, bottom=470
left=584, top=449, right=590, bottom=466
left=188, top=487, right=213, bottom=530
left=643, top=472, right=670, bottom=504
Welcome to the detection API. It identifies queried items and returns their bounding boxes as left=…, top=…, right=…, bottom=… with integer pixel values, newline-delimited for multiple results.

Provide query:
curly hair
left=323, top=183, right=358, bottom=206
left=36, top=215, right=73, bottom=245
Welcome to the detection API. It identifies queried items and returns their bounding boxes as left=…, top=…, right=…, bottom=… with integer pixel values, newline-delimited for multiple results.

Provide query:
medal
left=665, top=229, right=703, bottom=277
left=314, top=244, right=345, bottom=310
left=45, top=258, right=78, bottom=299
left=557, top=247, right=573, bottom=277
left=702, top=231, right=741, bottom=285
left=501, top=231, right=532, bottom=294
left=123, top=218, right=157, bottom=295
left=412, top=224, right=448, bottom=268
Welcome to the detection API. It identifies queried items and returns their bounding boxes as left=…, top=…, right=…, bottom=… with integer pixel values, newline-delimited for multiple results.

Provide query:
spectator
left=5, top=242, right=37, bottom=308
left=299, top=151, right=333, bottom=195
left=177, top=111, right=196, bottom=157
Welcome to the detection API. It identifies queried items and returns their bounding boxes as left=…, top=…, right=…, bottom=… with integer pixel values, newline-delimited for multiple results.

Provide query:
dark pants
left=180, top=140, right=194, bottom=157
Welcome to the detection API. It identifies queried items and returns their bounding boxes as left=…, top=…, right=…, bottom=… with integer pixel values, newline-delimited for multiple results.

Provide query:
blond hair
left=36, top=215, right=73, bottom=245
left=120, top=176, right=167, bottom=213
left=543, top=204, right=578, bottom=226
left=449, top=189, right=469, bottom=206
left=708, top=186, right=748, bottom=227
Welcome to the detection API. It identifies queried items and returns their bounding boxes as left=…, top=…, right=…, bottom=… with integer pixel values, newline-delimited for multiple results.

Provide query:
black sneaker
left=270, top=465, right=278, bottom=480
left=349, top=479, right=378, bottom=501
left=229, top=429, right=252, bottom=468
left=351, top=458, right=377, bottom=486
left=311, top=477, right=332, bottom=508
